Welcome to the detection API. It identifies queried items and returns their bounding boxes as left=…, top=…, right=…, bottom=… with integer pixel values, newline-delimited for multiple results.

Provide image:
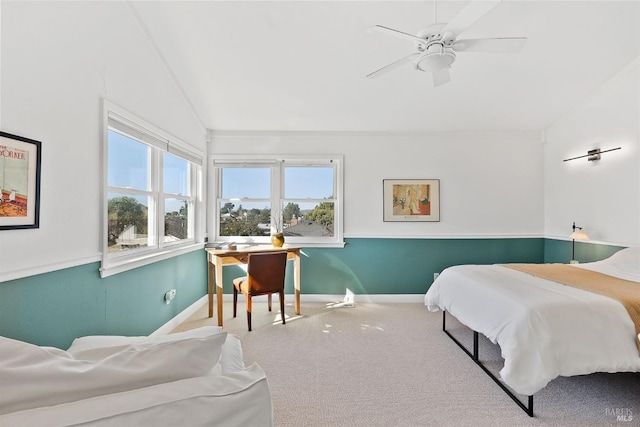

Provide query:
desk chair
left=232, top=251, right=287, bottom=331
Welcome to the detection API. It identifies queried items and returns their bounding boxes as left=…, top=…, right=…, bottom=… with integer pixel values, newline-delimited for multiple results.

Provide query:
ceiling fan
left=367, top=0, right=527, bottom=86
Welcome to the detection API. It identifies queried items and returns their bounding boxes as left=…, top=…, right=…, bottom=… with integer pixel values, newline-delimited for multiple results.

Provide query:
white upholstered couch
left=0, top=326, right=273, bottom=426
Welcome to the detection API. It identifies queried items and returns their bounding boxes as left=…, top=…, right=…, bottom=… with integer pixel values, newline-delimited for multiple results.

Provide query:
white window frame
left=101, top=101, right=204, bottom=278
left=209, top=154, right=344, bottom=248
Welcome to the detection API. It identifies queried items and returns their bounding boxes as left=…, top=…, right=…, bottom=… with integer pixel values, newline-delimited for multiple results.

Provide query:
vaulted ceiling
left=129, top=1, right=640, bottom=133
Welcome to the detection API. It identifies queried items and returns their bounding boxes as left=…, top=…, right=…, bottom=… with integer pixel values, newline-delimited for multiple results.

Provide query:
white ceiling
left=129, top=1, right=640, bottom=133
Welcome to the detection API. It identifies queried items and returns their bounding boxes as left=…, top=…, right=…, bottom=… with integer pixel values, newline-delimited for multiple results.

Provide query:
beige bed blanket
left=504, top=263, right=640, bottom=352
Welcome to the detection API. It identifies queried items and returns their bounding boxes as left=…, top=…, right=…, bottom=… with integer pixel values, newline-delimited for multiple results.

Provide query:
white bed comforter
left=424, top=249, right=640, bottom=396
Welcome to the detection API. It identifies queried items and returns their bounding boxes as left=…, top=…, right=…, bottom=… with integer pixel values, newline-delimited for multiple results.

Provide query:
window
left=212, top=156, right=343, bottom=247
left=102, top=102, right=203, bottom=277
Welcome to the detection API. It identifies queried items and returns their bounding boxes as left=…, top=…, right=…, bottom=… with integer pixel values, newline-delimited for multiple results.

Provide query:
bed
left=424, top=247, right=640, bottom=415
left=0, top=326, right=274, bottom=426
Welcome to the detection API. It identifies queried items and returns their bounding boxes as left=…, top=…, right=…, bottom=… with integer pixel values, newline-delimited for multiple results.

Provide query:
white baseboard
left=214, top=293, right=425, bottom=303
left=216, top=293, right=424, bottom=303
left=293, top=294, right=425, bottom=303
left=151, top=295, right=208, bottom=336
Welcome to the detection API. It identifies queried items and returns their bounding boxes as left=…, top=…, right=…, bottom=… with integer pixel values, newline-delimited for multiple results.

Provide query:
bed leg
left=441, top=310, right=535, bottom=417
left=473, top=331, right=479, bottom=362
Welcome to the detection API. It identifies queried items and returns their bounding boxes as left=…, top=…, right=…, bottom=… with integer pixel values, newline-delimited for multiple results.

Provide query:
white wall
left=0, top=1, right=206, bottom=281
left=544, top=58, right=640, bottom=247
left=210, top=131, right=544, bottom=238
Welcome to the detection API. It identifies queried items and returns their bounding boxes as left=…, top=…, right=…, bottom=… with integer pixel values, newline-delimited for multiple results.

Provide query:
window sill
left=100, top=243, right=204, bottom=278
left=299, top=241, right=346, bottom=248
left=215, top=238, right=346, bottom=249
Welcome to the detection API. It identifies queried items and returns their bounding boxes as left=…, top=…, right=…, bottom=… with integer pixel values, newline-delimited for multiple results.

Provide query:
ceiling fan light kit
left=415, top=46, right=456, bottom=73
left=367, top=0, right=527, bottom=86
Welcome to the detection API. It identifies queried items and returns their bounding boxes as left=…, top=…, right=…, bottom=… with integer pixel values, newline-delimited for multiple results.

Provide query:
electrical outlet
left=433, top=273, right=440, bottom=281
left=164, top=289, right=177, bottom=304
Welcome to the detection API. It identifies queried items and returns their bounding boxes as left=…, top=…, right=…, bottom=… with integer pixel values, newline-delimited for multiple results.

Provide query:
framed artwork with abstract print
left=0, top=131, right=42, bottom=230
left=383, top=179, right=440, bottom=222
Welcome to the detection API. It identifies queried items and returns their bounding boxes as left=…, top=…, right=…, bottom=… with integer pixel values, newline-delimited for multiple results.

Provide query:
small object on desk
left=271, top=233, right=285, bottom=247
left=206, top=241, right=235, bottom=250
left=227, top=245, right=237, bottom=250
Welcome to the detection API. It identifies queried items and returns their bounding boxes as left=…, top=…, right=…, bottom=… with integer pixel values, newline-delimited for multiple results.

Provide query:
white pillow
left=0, top=332, right=227, bottom=415
left=68, top=327, right=245, bottom=373
left=578, top=247, right=640, bottom=282
left=67, top=326, right=224, bottom=359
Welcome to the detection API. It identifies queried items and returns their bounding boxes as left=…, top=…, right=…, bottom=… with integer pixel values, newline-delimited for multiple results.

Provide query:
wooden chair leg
left=247, top=295, right=252, bottom=332
left=280, top=290, right=285, bottom=325
left=268, top=294, right=272, bottom=312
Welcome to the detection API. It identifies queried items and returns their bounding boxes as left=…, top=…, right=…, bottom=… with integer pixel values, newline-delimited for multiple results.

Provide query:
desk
left=206, top=245, right=301, bottom=327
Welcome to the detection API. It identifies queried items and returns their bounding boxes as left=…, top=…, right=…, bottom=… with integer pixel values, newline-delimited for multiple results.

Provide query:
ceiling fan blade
left=368, top=25, right=426, bottom=44
left=367, top=53, right=419, bottom=78
left=441, top=0, right=501, bottom=38
left=454, top=37, right=527, bottom=53
left=432, top=67, right=450, bottom=87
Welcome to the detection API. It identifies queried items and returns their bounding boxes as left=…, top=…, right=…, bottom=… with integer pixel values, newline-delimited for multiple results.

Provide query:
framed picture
left=383, top=179, right=440, bottom=222
left=0, top=131, right=42, bottom=230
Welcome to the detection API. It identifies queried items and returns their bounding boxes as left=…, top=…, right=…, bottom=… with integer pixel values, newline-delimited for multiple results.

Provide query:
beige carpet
left=174, top=300, right=640, bottom=427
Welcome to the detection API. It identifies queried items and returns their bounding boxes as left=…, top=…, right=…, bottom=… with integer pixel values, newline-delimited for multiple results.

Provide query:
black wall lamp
left=569, top=222, right=589, bottom=264
left=563, top=147, right=621, bottom=162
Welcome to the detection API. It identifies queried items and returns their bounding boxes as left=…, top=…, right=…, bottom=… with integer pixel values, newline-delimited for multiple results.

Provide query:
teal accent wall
left=295, top=238, right=545, bottom=295
left=213, top=238, right=545, bottom=296
left=0, top=250, right=207, bottom=349
left=544, top=239, right=625, bottom=264
left=0, top=237, right=625, bottom=349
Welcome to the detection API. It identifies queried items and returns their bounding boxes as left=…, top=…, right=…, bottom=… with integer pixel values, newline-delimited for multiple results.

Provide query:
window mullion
left=272, top=163, right=283, bottom=233
left=151, top=147, right=161, bottom=249
left=107, top=186, right=153, bottom=197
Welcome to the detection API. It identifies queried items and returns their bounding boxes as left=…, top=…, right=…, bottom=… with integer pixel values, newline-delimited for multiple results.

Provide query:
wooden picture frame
left=0, top=131, right=42, bottom=230
left=383, top=179, right=440, bottom=222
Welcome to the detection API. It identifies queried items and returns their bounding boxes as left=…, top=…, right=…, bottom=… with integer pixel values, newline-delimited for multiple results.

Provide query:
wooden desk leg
left=294, top=252, right=301, bottom=315
left=208, top=259, right=214, bottom=318
left=215, top=261, right=224, bottom=327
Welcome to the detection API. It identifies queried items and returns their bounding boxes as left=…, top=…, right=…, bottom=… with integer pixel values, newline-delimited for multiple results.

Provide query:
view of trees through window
left=219, top=199, right=334, bottom=237
left=107, top=196, right=190, bottom=252
left=107, top=195, right=149, bottom=250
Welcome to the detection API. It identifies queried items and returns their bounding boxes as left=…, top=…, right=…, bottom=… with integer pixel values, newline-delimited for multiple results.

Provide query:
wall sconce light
left=569, top=222, right=589, bottom=264
left=563, top=147, right=621, bottom=162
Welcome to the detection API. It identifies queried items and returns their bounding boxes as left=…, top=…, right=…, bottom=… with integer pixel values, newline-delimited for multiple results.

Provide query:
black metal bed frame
left=442, top=310, right=534, bottom=417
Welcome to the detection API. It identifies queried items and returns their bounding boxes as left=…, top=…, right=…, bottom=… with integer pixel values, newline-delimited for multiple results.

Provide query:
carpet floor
left=174, top=300, right=640, bottom=426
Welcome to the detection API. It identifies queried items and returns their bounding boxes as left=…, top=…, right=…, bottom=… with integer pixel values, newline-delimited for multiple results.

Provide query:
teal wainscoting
left=294, top=238, right=545, bottom=295
left=212, top=237, right=628, bottom=296
left=0, top=250, right=207, bottom=349
left=212, top=238, right=545, bottom=296
left=544, top=239, right=625, bottom=264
